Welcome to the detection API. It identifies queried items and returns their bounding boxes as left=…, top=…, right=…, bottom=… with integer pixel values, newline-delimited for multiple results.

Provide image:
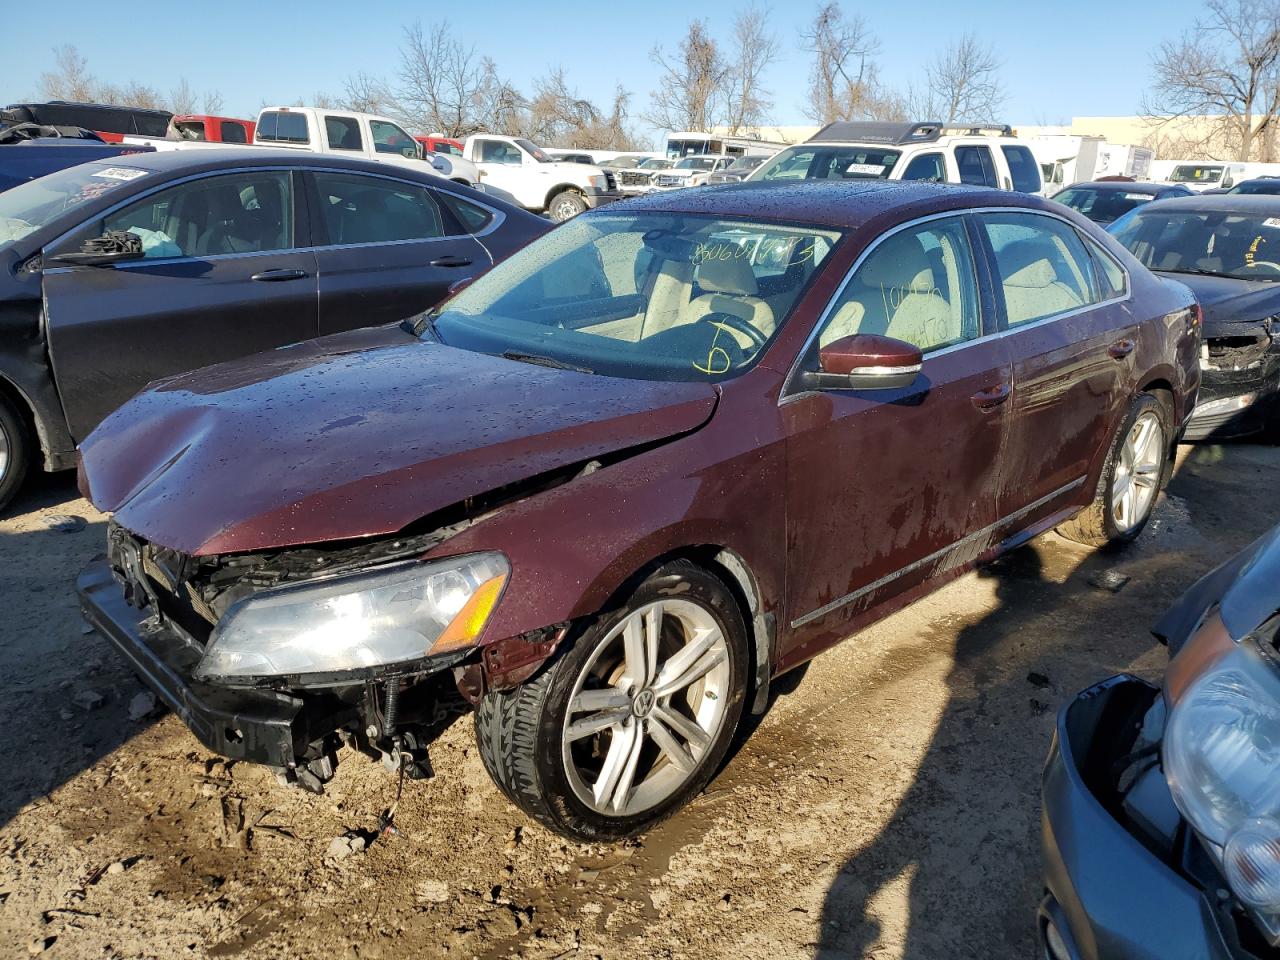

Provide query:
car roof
left=83, top=147, right=433, bottom=179
left=613, top=179, right=1048, bottom=229
left=1065, top=181, right=1169, bottom=195
left=1125, top=193, right=1280, bottom=214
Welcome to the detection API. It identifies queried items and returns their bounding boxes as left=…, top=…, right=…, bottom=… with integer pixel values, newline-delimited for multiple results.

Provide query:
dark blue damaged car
left=1041, top=524, right=1280, bottom=959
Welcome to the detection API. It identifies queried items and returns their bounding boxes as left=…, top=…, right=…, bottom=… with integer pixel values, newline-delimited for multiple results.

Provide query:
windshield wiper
left=501, top=350, right=594, bottom=374
left=408, top=312, right=445, bottom=342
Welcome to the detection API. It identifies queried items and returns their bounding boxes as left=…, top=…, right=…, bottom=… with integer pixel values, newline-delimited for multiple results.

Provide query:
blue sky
left=5, top=0, right=1187, bottom=135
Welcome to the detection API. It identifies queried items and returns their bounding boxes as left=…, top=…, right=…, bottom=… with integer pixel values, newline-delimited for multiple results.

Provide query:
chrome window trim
left=779, top=205, right=1134, bottom=404
left=40, top=163, right=505, bottom=275
left=790, top=476, right=1086, bottom=628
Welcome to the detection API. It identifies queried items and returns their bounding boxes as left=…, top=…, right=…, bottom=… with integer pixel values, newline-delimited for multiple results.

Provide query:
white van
left=746, top=121, right=1044, bottom=195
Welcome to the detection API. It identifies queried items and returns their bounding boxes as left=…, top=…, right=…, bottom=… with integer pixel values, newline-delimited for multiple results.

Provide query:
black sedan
left=1052, top=180, right=1194, bottom=225
left=1229, top=178, right=1280, bottom=196
left=1108, top=194, right=1280, bottom=439
left=0, top=148, right=548, bottom=510
left=1042, top=524, right=1280, bottom=959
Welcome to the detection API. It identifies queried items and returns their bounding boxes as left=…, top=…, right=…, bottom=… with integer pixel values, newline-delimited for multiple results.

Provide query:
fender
left=0, top=300, right=75, bottom=471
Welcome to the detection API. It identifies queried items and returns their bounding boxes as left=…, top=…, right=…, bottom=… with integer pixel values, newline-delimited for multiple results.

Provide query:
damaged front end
left=78, top=520, right=564, bottom=792
left=1187, top=316, right=1280, bottom=440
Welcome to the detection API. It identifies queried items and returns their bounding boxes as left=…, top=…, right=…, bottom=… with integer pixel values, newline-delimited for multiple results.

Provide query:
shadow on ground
left=816, top=443, right=1280, bottom=958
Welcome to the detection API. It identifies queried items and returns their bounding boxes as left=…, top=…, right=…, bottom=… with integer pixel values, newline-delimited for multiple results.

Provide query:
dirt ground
left=1, top=442, right=1278, bottom=960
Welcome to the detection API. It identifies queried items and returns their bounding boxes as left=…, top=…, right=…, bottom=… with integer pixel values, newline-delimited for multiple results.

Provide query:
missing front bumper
left=77, top=559, right=349, bottom=769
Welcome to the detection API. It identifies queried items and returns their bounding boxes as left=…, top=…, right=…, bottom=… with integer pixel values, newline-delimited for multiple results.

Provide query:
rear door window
left=324, top=116, right=363, bottom=151
left=954, top=145, right=998, bottom=187
left=901, top=152, right=946, bottom=183
left=1001, top=145, right=1042, bottom=193
left=981, top=212, right=1101, bottom=327
left=312, top=172, right=445, bottom=245
left=221, top=121, right=248, bottom=144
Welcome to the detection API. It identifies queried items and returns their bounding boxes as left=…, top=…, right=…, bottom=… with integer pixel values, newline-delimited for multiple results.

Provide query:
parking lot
left=0, top=440, right=1273, bottom=959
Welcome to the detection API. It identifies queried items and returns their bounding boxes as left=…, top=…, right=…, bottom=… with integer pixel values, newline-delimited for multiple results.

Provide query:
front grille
left=604, top=170, right=617, bottom=191
left=656, top=174, right=683, bottom=187
left=620, top=170, right=651, bottom=186
left=107, top=522, right=216, bottom=646
left=1206, top=334, right=1271, bottom=370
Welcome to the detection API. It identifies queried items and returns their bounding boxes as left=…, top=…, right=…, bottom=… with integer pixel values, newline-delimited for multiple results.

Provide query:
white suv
left=747, top=121, right=1045, bottom=195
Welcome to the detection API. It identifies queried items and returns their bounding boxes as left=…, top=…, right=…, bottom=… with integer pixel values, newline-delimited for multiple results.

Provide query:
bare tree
left=725, top=5, right=780, bottom=134
left=169, top=77, right=198, bottom=115
left=39, top=45, right=96, bottom=102
left=202, top=89, right=225, bottom=115
left=472, top=57, right=526, bottom=134
left=799, top=2, right=894, bottom=124
left=907, top=33, right=1006, bottom=124
left=398, top=21, right=482, bottom=136
left=1146, top=0, right=1280, bottom=160
left=645, top=20, right=730, bottom=133
left=342, top=72, right=399, bottom=116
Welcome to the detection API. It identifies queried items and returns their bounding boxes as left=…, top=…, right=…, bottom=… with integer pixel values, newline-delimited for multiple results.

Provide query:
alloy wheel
left=561, top=598, right=731, bottom=816
left=1111, top=409, right=1163, bottom=533
left=0, top=418, right=9, bottom=485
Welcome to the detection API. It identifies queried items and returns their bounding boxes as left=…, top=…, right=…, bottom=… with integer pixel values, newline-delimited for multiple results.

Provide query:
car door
left=470, top=138, right=527, bottom=205
left=306, top=169, right=493, bottom=335
left=976, top=210, right=1137, bottom=526
left=781, top=214, right=1012, bottom=657
left=41, top=168, right=318, bottom=441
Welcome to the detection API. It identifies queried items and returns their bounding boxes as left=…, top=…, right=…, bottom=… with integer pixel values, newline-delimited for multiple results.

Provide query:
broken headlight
left=1165, top=639, right=1280, bottom=943
left=194, top=553, right=508, bottom=682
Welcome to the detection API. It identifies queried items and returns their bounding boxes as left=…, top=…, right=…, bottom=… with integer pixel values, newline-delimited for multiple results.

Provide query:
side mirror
left=47, top=231, right=145, bottom=268
left=802, top=334, right=922, bottom=391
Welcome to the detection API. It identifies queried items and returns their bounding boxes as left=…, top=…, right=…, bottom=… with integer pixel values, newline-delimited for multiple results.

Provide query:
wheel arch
left=551, top=542, right=776, bottom=718
left=0, top=370, right=51, bottom=469
left=543, top=183, right=585, bottom=210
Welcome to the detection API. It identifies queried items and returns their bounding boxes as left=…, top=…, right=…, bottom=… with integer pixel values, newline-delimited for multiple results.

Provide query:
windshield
left=1230, top=179, right=1280, bottom=195
left=428, top=212, right=841, bottom=382
left=675, top=158, right=714, bottom=171
left=0, top=161, right=147, bottom=250
left=1109, top=207, right=1280, bottom=281
left=1170, top=165, right=1224, bottom=184
left=515, top=139, right=552, bottom=162
left=1053, top=187, right=1153, bottom=224
left=639, top=158, right=672, bottom=170
left=729, top=156, right=765, bottom=171
left=753, top=144, right=902, bottom=182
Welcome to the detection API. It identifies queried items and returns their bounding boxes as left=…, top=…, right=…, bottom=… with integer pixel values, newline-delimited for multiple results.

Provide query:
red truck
left=173, top=115, right=256, bottom=144
left=414, top=135, right=463, bottom=157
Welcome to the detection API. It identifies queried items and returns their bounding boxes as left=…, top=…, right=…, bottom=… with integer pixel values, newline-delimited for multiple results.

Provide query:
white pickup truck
left=460, top=135, right=622, bottom=220
left=254, top=107, right=479, bottom=186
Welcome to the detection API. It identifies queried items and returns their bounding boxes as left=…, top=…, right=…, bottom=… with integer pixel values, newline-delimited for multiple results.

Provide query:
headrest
left=697, top=254, right=759, bottom=296
left=1001, top=239, right=1061, bottom=287
left=860, top=233, right=934, bottom=291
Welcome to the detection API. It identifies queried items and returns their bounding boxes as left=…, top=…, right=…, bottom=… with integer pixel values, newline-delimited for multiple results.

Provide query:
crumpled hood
left=80, top=325, right=718, bottom=556
left=1158, top=271, right=1280, bottom=334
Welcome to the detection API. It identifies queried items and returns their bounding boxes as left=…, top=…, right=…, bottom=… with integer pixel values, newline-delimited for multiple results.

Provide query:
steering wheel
left=1244, top=259, right=1280, bottom=275
left=698, top=312, right=768, bottom=350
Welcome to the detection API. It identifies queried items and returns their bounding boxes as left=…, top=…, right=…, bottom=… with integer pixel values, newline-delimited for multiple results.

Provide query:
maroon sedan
left=76, top=181, right=1201, bottom=841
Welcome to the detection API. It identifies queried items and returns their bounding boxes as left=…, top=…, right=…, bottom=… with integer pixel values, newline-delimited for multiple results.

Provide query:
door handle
left=251, top=268, right=309, bottom=282
left=1108, top=338, right=1136, bottom=359
left=429, top=256, right=473, bottom=268
left=971, top=383, right=1011, bottom=410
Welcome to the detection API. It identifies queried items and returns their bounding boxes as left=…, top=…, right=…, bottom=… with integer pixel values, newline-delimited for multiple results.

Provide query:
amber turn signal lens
left=429, top=574, right=507, bottom=654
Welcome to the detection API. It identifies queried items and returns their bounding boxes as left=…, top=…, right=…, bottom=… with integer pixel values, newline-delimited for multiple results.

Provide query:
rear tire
left=1056, top=392, right=1171, bottom=547
left=0, top=392, right=31, bottom=514
left=474, top=560, right=749, bottom=841
left=547, top=189, right=588, bottom=223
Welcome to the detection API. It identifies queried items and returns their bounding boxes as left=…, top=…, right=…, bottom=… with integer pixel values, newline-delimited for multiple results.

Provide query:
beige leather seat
left=820, top=233, right=956, bottom=350
left=999, top=239, right=1084, bottom=324
left=680, top=255, right=775, bottom=347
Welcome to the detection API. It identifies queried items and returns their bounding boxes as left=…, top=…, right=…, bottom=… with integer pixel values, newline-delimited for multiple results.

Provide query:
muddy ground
left=1, top=443, right=1277, bottom=960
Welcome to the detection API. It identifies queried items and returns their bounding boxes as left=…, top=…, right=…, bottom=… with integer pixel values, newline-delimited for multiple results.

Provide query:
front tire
left=0, top=392, right=31, bottom=514
left=1057, top=392, right=1171, bottom=547
left=547, top=189, right=588, bottom=223
left=474, top=561, right=749, bottom=841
